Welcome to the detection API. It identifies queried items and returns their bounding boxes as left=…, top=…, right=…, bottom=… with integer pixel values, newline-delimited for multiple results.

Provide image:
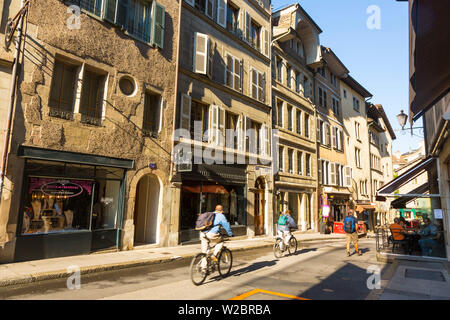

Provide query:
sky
left=271, top=0, right=423, bottom=154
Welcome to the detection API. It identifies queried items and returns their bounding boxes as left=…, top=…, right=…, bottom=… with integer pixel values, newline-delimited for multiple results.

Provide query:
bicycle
left=273, top=231, right=298, bottom=258
left=190, top=235, right=233, bottom=286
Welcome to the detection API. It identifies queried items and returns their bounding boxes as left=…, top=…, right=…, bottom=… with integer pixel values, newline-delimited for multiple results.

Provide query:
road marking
left=230, top=288, right=310, bottom=301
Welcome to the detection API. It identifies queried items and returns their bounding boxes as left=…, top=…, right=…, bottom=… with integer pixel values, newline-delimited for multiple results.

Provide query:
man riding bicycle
left=200, top=205, right=233, bottom=265
left=277, top=209, right=297, bottom=251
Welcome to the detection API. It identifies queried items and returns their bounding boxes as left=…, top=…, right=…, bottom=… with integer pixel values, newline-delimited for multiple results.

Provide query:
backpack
left=344, top=217, right=356, bottom=233
left=277, top=214, right=288, bottom=226
left=195, top=212, right=216, bottom=231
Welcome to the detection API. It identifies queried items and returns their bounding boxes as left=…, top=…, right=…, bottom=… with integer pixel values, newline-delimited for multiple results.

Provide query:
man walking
left=344, top=210, right=362, bottom=256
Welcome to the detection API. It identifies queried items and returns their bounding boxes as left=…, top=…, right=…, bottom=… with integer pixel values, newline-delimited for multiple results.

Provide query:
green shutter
left=152, top=2, right=165, bottom=48
left=103, top=0, right=117, bottom=22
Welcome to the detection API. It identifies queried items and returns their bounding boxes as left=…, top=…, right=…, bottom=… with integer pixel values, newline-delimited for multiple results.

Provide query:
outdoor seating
left=389, top=228, right=409, bottom=254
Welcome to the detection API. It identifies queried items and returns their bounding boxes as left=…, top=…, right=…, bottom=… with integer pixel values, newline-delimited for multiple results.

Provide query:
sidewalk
left=0, top=232, right=346, bottom=288
left=368, top=259, right=450, bottom=300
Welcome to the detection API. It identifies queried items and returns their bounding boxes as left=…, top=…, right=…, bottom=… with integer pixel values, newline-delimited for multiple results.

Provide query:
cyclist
left=200, top=205, right=233, bottom=266
left=277, top=209, right=298, bottom=251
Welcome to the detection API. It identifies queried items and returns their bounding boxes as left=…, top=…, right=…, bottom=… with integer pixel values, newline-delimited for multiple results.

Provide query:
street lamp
left=395, top=109, right=423, bottom=137
left=396, top=110, right=408, bottom=129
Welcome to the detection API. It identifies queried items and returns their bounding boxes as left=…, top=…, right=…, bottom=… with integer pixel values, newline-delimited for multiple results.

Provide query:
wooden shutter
left=263, top=27, right=269, bottom=57
left=225, top=54, right=232, bottom=87
left=339, top=129, right=344, bottom=151
left=239, top=59, right=243, bottom=91
left=208, top=105, right=219, bottom=145
left=316, top=119, right=321, bottom=142
left=330, top=163, right=336, bottom=186
left=152, top=1, right=165, bottom=48
left=219, top=106, right=226, bottom=146
left=261, top=72, right=266, bottom=102
left=251, top=68, right=257, bottom=99
left=345, top=166, right=352, bottom=187
left=207, top=38, right=213, bottom=79
left=158, top=97, right=163, bottom=133
left=245, top=116, right=251, bottom=153
left=103, top=0, right=117, bottom=22
left=244, top=11, right=251, bottom=42
left=325, top=123, right=331, bottom=146
left=318, top=160, right=322, bottom=184
left=217, top=0, right=226, bottom=28
left=179, top=94, right=191, bottom=132
left=332, top=126, right=337, bottom=149
left=194, top=33, right=208, bottom=74
left=237, top=114, right=244, bottom=151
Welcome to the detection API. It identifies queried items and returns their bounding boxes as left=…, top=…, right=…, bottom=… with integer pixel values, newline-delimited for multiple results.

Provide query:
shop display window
left=180, top=182, right=246, bottom=230
left=21, top=160, right=124, bottom=235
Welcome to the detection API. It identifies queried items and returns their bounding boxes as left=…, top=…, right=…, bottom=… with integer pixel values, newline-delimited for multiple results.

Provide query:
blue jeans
left=418, top=238, right=437, bottom=256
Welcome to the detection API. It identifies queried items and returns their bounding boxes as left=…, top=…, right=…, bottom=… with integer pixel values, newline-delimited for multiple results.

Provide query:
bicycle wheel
left=218, top=248, right=233, bottom=278
left=273, top=238, right=283, bottom=258
left=288, top=236, right=298, bottom=255
left=190, top=253, right=208, bottom=286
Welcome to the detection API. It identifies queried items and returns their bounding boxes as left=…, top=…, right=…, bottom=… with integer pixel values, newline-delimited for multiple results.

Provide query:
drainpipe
left=0, top=0, right=26, bottom=201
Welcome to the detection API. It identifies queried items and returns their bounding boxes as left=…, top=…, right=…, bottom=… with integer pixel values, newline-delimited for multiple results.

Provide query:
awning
left=390, top=183, right=429, bottom=209
left=377, top=157, right=437, bottom=197
left=355, top=204, right=377, bottom=213
left=172, top=164, right=246, bottom=185
left=182, top=184, right=229, bottom=194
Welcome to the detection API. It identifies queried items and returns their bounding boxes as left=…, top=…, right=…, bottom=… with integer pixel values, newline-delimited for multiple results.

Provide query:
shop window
left=21, top=160, right=124, bottom=236
left=180, top=182, right=246, bottom=230
left=49, top=59, right=78, bottom=119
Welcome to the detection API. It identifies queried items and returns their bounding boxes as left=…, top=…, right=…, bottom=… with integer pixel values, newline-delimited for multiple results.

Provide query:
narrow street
left=0, top=238, right=386, bottom=300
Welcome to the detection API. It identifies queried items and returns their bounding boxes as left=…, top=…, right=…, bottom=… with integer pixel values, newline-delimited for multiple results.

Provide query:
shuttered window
left=225, top=54, right=242, bottom=91
left=250, top=67, right=265, bottom=102
left=80, top=70, right=106, bottom=125
left=49, top=60, right=78, bottom=118
left=143, top=92, right=162, bottom=136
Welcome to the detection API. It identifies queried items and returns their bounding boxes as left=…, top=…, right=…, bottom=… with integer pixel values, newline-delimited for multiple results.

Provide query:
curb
left=0, top=235, right=348, bottom=288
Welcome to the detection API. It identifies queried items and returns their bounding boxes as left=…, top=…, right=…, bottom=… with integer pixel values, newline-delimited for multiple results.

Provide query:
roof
left=367, top=104, right=397, bottom=140
left=273, top=3, right=323, bottom=34
left=320, top=46, right=349, bottom=78
left=341, top=75, right=372, bottom=98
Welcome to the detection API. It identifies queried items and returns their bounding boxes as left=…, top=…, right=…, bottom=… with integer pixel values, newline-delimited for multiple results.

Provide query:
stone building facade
left=315, top=46, right=352, bottom=226
left=172, top=0, right=274, bottom=242
left=340, top=75, right=375, bottom=221
left=271, top=4, right=320, bottom=231
left=0, top=0, right=180, bottom=262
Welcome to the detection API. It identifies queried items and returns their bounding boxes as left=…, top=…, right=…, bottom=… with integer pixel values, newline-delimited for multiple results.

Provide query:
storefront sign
left=29, top=178, right=93, bottom=197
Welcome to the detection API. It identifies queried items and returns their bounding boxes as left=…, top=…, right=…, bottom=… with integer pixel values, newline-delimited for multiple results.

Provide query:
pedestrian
left=343, top=210, right=362, bottom=256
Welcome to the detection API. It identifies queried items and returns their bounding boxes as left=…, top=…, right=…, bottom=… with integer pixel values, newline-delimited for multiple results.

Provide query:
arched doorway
left=254, top=177, right=265, bottom=236
left=133, top=174, right=161, bottom=245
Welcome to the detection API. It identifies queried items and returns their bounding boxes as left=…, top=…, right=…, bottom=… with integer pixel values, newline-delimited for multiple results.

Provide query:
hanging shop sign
left=322, top=205, right=330, bottom=218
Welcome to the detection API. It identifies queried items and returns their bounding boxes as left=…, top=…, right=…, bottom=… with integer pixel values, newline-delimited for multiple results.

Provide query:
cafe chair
left=390, top=229, right=409, bottom=254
